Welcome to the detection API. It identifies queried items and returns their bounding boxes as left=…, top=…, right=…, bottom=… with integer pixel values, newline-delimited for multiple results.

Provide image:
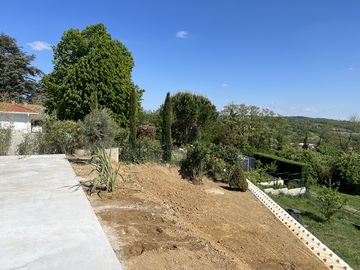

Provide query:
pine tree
left=0, top=33, right=43, bottom=102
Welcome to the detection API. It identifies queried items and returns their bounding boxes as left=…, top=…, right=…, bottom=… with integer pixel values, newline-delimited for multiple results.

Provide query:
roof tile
left=0, top=101, right=39, bottom=114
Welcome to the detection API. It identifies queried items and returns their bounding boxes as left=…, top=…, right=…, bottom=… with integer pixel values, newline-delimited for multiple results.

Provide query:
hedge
left=254, top=152, right=310, bottom=174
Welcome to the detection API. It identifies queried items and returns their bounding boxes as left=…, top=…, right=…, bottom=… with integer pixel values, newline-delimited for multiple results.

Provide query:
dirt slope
left=70, top=160, right=328, bottom=270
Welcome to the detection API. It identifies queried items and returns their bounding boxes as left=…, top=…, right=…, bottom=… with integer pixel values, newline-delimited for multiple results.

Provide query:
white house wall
left=0, top=113, right=31, bottom=132
left=0, top=113, right=34, bottom=155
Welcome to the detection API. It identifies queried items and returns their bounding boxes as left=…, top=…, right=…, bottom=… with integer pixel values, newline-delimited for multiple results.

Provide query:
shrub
left=245, top=161, right=276, bottom=188
left=316, top=185, right=348, bottom=222
left=42, top=120, right=79, bottom=154
left=334, top=152, right=360, bottom=194
left=136, top=138, right=163, bottom=163
left=17, top=133, right=34, bottom=155
left=17, top=133, right=46, bottom=155
left=171, top=148, right=187, bottom=165
left=82, top=108, right=120, bottom=152
left=120, top=138, right=163, bottom=164
left=180, top=141, right=211, bottom=185
left=0, top=124, right=12, bottom=155
left=229, top=166, right=248, bottom=191
left=204, top=143, right=241, bottom=181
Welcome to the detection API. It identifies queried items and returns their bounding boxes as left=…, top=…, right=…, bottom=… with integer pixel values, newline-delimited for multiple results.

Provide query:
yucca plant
left=89, top=149, right=121, bottom=193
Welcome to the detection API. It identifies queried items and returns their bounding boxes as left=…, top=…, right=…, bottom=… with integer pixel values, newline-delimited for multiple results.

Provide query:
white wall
left=0, top=113, right=33, bottom=155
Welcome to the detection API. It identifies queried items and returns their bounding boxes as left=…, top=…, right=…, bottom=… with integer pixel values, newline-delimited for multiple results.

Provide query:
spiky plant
left=90, top=149, right=122, bottom=193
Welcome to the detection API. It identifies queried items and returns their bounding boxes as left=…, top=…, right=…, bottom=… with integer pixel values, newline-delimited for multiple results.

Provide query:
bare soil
left=69, top=158, right=327, bottom=270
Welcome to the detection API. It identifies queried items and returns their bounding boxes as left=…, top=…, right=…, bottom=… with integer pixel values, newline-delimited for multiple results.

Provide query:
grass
left=269, top=186, right=360, bottom=270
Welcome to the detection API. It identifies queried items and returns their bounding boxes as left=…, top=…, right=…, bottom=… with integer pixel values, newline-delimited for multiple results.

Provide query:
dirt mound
left=70, top=161, right=327, bottom=270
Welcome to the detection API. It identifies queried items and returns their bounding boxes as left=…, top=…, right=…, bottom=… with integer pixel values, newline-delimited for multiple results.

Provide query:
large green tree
left=172, top=91, right=217, bottom=145
left=42, top=24, right=141, bottom=125
left=0, top=33, right=43, bottom=102
left=219, top=103, right=290, bottom=153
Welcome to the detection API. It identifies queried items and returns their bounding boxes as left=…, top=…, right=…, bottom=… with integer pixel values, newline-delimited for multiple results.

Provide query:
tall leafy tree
left=267, top=114, right=292, bottom=150
left=41, top=24, right=141, bottom=124
left=220, top=103, right=286, bottom=153
left=161, top=92, right=172, bottom=162
left=0, top=33, right=43, bottom=102
left=172, top=91, right=217, bottom=145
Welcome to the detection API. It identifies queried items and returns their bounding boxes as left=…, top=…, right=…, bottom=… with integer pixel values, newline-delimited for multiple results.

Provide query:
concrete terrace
left=0, top=154, right=122, bottom=270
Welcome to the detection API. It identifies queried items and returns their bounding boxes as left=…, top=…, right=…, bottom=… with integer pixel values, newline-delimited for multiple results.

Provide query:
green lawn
left=269, top=186, right=360, bottom=270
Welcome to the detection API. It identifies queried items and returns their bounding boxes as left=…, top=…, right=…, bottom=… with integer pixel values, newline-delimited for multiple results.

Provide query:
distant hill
left=285, top=116, right=354, bottom=144
left=285, top=116, right=351, bottom=132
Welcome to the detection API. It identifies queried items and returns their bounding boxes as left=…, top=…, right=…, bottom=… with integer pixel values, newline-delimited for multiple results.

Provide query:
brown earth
left=69, top=158, right=328, bottom=270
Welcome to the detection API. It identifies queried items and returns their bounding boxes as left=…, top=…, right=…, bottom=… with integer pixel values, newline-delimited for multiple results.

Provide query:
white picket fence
left=247, top=180, right=353, bottom=270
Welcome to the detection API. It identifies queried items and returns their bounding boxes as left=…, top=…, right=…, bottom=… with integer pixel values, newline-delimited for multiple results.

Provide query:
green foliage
left=316, top=185, right=349, bottom=222
left=245, top=161, right=277, bottom=188
left=334, top=152, right=360, bottom=194
left=0, top=33, right=43, bottom=102
left=270, top=187, right=360, bottom=269
left=229, top=166, right=248, bottom=191
left=160, top=92, right=173, bottom=162
left=129, top=87, right=137, bottom=148
left=180, top=141, right=211, bottom=185
left=0, top=124, right=12, bottom=155
left=277, top=148, right=334, bottom=185
left=16, top=133, right=47, bottom=155
left=120, top=138, right=163, bottom=164
left=254, top=152, right=309, bottom=175
left=17, top=133, right=35, bottom=155
left=172, top=91, right=217, bottom=145
left=285, top=116, right=360, bottom=151
left=137, top=138, right=163, bottom=163
left=219, top=103, right=291, bottom=153
left=204, top=143, right=242, bottom=182
left=42, top=23, right=142, bottom=124
left=89, top=149, right=121, bottom=193
left=81, top=108, right=120, bottom=152
left=138, top=109, right=161, bottom=129
left=170, top=148, right=187, bottom=165
left=42, top=119, right=80, bottom=154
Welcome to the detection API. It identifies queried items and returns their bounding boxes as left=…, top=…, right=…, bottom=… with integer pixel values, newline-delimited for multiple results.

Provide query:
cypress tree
left=129, top=87, right=137, bottom=148
left=162, top=92, right=172, bottom=162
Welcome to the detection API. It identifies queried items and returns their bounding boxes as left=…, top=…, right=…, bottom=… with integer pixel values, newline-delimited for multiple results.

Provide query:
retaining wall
left=247, top=180, right=353, bottom=270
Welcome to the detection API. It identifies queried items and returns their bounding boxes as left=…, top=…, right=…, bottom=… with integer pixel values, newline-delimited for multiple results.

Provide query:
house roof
left=0, top=101, right=39, bottom=114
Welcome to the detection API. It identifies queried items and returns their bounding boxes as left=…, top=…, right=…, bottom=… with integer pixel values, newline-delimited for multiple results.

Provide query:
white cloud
left=27, top=41, right=52, bottom=51
left=303, top=107, right=317, bottom=113
left=222, top=83, right=229, bottom=87
left=176, top=31, right=188, bottom=38
left=348, top=67, right=354, bottom=71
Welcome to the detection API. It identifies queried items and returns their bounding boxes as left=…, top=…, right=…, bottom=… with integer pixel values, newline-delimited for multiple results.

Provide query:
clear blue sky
left=2, top=0, right=360, bottom=120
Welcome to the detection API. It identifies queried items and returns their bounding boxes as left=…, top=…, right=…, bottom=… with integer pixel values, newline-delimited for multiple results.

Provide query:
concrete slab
left=0, top=154, right=123, bottom=270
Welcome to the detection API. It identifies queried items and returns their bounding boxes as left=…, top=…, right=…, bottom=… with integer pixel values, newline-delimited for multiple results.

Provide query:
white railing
left=247, top=180, right=353, bottom=270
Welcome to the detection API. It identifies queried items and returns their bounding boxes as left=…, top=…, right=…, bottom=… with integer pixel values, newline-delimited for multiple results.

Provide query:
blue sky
left=2, top=0, right=360, bottom=120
